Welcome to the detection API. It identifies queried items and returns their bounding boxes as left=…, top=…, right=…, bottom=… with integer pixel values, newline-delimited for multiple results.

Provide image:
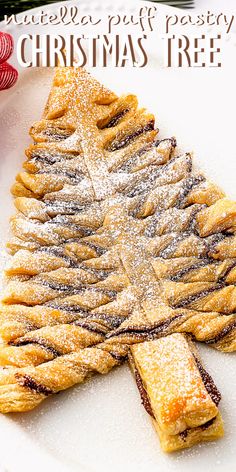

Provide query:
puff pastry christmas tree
left=0, top=67, right=235, bottom=452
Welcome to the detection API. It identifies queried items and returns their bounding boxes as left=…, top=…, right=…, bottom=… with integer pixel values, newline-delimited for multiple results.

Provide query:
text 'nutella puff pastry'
left=0, top=66, right=235, bottom=454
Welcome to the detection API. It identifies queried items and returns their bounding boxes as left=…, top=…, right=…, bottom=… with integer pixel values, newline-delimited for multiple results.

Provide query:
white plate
left=0, top=2, right=236, bottom=471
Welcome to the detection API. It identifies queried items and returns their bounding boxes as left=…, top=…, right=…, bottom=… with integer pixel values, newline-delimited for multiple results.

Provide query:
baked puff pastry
left=0, top=67, right=235, bottom=455
left=130, top=334, right=224, bottom=451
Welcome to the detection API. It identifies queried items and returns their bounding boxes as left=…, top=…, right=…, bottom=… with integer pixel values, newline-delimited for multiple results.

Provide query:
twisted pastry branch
left=0, top=342, right=128, bottom=412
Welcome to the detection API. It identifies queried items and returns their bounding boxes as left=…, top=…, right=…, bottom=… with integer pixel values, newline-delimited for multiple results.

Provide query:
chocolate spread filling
left=170, top=258, right=214, bottom=282
left=39, top=169, right=83, bottom=184
left=79, top=241, right=107, bottom=256
left=35, top=280, right=117, bottom=298
left=46, top=302, right=91, bottom=315
left=105, top=108, right=129, bottom=128
left=44, top=200, right=87, bottom=214
left=125, top=165, right=163, bottom=198
left=15, top=373, right=53, bottom=396
left=32, top=154, right=59, bottom=165
left=36, top=280, right=83, bottom=292
left=134, top=354, right=220, bottom=436
left=179, top=417, right=216, bottom=442
left=143, top=192, right=201, bottom=238
left=144, top=211, right=162, bottom=238
left=38, top=246, right=77, bottom=267
left=154, top=137, right=177, bottom=149
left=45, top=303, right=123, bottom=329
left=200, top=417, right=216, bottom=430
left=47, top=217, right=94, bottom=237
left=126, top=154, right=191, bottom=199
left=187, top=205, right=206, bottom=234
left=75, top=311, right=125, bottom=329
left=172, top=283, right=224, bottom=309
left=132, top=336, right=221, bottom=438
left=217, top=260, right=236, bottom=282
left=176, top=353, right=220, bottom=442
left=106, top=314, right=183, bottom=339
left=72, top=320, right=107, bottom=335
left=89, top=313, right=124, bottom=328
left=12, top=338, right=61, bottom=358
left=205, top=319, right=236, bottom=345
left=193, top=355, right=221, bottom=406
left=134, top=367, right=155, bottom=419
left=107, top=121, right=155, bottom=152
left=130, top=191, right=150, bottom=218
left=159, top=232, right=192, bottom=259
left=78, top=265, right=110, bottom=280
left=116, top=137, right=176, bottom=174
left=44, top=128, right=73, bottom=141
left=116, top=143, right=153, bottom=173
left=206, top=233, right=227, bottom=256
left=175, top=175, right=205, bottom=209
left=109, top=351, right=128, bottom=363
left=31, top=150, right=77, bottom=165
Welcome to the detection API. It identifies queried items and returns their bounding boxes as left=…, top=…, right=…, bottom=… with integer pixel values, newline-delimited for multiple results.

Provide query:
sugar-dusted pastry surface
left=130, top=334, right=219, bottom=436
left=129, top=333, right=224, bottom=451
left=0, top=67, right=235, bottom=453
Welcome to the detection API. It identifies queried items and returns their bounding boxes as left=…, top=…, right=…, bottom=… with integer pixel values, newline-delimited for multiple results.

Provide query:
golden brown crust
left=130, top=334, right=219, bottom=435
left=154, top=413, right=224, bottom=452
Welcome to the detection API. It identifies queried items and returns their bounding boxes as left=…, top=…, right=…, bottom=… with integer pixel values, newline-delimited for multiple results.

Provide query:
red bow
left=0, top=32, right=18, bottom=90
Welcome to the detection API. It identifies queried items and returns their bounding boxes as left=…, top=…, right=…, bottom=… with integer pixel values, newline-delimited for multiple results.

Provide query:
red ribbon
left=0, top=32, right=18, bottom=90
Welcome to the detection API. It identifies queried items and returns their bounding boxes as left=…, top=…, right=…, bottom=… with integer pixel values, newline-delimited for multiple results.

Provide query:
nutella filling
left=116, top=142, right=153, bottom=173
left=206, top=319, right=236, bottom=345
left=72, top=320, right=107, bottom=335
left=80, top=241, right=107, bottom=256
left=12, top=338, right=61, bottom=358
left=125, top=155, right=179, bottom=198
left=179, top=417, right=216, bottom=442
left=170, top=258, right=214, bottom=282
left=134, top=367, right=155, bottom=419
left=134, top=358, right=218, bottom=441
left=34, top=280, right=117, bottom=298
left=217, top=260, right=236, bottom=282
left=107, top=314, right=183, bottom=339
left=44, top=200, right=87, bottom=214
left=44, top=128, right=73, bottom=141
left=105, top=108, right=129, bottom=128
left=38, top=246, right=77, bottom=267
left=15, top=373, right=53, bottom=396
left=207, top=233, right=228, bottom=256
left=107, top=121, right=155, bottom=152
left=175, top=175, right=205, bottom=209
left=78, top=265, right=110, bottom=280
left=109, top=351, right=128, bottom=363
left=172, top=283, right=224, bottom=309
left=193, top=355, right=221, bottom=406
left=39, top=169, right=83, bottom=183
left=46, top=303, right=91, bottom=315
left=31, top=150, right=78, bottom=165
left=159, top=232, right=193, bottom=259
left=144, top=211, right=162, bottom=238
left=47, top=217, right=94, bottom=236
left=45, top=303, right=123, bottom=329
left=115, top=135, right=175, bottom=174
